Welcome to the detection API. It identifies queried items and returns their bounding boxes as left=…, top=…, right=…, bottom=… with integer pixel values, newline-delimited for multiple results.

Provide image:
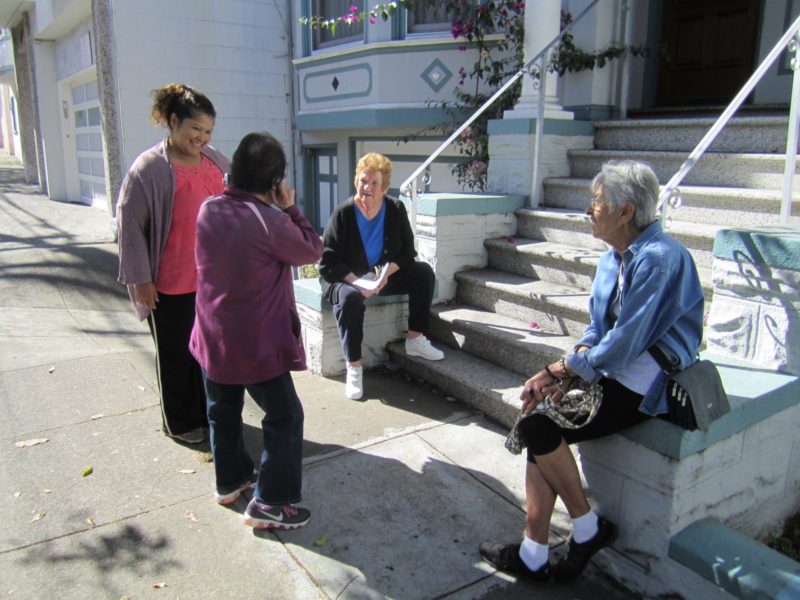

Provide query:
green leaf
left=314, top=533, right=329, bottom=546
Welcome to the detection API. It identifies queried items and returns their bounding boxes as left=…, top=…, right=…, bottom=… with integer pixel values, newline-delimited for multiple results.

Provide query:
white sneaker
left=345, top=365, right=363, bottom=399
left=405, top=335, right=444, bottom=361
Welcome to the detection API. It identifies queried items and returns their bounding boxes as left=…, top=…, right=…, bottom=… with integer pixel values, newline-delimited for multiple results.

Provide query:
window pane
left=90, top=133, right=103, bottom=151
left=75, top=110, right=87, bottom=128
left=92, top=157, right=105, bottom=177
left=312, top=0, right=364, bottom=49
left=87, top=107, right=101, bottom=126
left=85, top=80, right=99, bottom=101
left=78, top=157, right=91, bottom=175
left=72, top=85, right=85, bottom=105
left=76, top=134, right=90, bottom=151
left=80, top=179, right=93, bottom=198
left=408, top=0, right=455, bottom=32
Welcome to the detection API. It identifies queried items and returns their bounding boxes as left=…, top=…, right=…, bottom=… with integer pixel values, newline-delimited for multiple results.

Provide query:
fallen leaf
left=86, top=517, right=95, bottom=526
left=15, top=438, right=49, bottom=448
left=14, top=491, right=21, bottom=498
left=178, top=469, right=196, bottom=474
left=31, top=512, right=46, bottom=522
left=82, top=467, right=94, bottom=477
left=42, top=489, right=53, bottom=495
left=152, top=582, right=167, bottom=589
left=184, top=511, right=199, bottom=522
left=314, top=533, right=329, bottom=547
left=90, top=414, right=104, bottom=420
left=506, top=236, right=516, bottom=243
left=137, top=385, right=145, bottom=391
left=48, top=366, right=56, bottom=373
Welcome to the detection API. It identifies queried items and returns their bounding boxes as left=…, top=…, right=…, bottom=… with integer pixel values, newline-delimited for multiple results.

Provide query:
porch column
left=506, top=0, right=572, bottom=120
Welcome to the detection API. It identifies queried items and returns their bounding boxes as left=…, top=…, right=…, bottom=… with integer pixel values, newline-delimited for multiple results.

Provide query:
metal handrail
left=399, top=0, right=601, bottom=230
left=659, top=12, right=800, bottom=225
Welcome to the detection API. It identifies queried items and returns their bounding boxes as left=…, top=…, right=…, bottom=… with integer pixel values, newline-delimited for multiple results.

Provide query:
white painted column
left=506, top=0, right=573, bottom=120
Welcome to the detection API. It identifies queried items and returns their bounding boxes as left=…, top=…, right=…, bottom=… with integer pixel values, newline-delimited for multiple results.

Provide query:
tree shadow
left=15, top=523, right=181, bottom=599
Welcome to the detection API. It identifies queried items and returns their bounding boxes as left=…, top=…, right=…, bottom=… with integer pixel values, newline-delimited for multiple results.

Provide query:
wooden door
left=656, top=0, right=761, bottom=106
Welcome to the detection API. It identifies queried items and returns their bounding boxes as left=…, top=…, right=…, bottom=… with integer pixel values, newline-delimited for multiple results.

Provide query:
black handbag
left=648, top=347, right=730, bottom=431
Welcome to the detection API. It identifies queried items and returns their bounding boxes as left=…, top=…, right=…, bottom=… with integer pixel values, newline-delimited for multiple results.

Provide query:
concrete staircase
left=388, top=115, right=799, bottom=428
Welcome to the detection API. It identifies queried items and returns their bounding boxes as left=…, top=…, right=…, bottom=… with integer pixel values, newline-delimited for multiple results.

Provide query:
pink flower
left=458, top=45, right=466, bottom=51
left=369, top=15, right=377, bottom=23
left=506, top=236, right=515, bottom=243
left=530, top=322, right=539, bottom=329
left=349, top=4, right=358, bottom=12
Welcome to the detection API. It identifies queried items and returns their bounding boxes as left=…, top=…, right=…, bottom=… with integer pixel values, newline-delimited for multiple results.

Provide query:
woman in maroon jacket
left=190, top=132, right=322, bottom=530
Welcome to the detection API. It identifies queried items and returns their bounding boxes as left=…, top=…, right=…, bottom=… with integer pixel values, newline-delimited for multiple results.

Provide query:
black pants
left=332, top=261, right=435, bottom=363
left=520, top=378, right=650, bottom=463
left=147, top=291, right=208, bottom=436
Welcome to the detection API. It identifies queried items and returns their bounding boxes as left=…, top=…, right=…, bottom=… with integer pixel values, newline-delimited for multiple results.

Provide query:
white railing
left=658, top=13, right=800, bottom=226
left=398, top=0, right=601, bottom=231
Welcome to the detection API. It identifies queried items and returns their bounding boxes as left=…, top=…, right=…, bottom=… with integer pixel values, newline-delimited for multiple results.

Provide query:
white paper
left=354, top=263, right=389, bottom=291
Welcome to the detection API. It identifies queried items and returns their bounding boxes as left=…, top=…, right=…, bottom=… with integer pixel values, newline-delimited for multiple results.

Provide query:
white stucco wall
left=111, top=0, right=294, bottom=173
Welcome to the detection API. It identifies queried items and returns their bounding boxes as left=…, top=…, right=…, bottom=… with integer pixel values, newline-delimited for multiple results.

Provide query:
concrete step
left=567, top=149, right=799, bottom=191
left=429, top=304, right=577, bottom=376
left=485, top=237, right=599, bottom=291
left=543, top=177, right=799, bottom=226
left=386, top=340, right=522, bottom=429
left=453, top=268, right=591, bottom=338
left=593, top=116, right=792, bottom=154
left=515, top=208, right=720, bottom=269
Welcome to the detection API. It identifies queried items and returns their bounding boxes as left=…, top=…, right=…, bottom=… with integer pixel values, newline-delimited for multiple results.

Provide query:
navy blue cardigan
left=319, top=195, right=416, bottom=304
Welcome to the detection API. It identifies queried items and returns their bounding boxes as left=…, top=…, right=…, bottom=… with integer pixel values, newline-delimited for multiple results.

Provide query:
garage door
left=71, top=80, right=106, bottom=205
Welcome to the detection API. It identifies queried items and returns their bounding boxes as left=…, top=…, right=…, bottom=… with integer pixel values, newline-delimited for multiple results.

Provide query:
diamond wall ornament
left=421, top=59, right=452, bottom=92
left=332, top=76, right=340, bottom=91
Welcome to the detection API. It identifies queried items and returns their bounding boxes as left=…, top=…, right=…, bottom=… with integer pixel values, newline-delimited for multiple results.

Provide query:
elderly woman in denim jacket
left=480, top=161, right=704, bottom=584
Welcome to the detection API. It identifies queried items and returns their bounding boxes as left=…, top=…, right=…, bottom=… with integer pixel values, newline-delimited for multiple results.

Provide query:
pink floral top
left=155, top=155, right=224, bottom=294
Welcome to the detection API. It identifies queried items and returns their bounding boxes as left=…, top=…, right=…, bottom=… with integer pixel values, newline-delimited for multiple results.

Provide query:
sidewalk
left=0, top=156, right=634, bottom=599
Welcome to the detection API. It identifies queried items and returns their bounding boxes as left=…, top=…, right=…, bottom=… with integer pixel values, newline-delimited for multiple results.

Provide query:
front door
left=656, top=0, right=761, bottom=106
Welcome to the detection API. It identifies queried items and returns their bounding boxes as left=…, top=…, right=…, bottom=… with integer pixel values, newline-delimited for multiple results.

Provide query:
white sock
left=572, top=509, right=599, bottom=544
left=519, top=536, right=549, bottom=571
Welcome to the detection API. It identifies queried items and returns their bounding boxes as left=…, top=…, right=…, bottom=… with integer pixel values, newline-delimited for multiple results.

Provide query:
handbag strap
left=243, top=201, right=269, bottom=236
left=648, top=345, right=700, bottom=376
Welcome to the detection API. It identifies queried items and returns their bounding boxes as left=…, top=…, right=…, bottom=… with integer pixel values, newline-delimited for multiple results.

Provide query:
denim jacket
left=567, top=221, right=704, bottom=416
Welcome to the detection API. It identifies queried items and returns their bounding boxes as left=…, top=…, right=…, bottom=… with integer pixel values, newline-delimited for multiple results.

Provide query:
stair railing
left=398, top=0, right=601, bottom=232
left=659, top=13, right=800, bottom=227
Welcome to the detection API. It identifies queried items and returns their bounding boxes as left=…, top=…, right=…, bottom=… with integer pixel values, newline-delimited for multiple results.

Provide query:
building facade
left=2, top=0, right=799, bottom=223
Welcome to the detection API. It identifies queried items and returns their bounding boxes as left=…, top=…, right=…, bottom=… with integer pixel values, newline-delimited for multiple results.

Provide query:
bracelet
left=560, top=356, right=569, bottom=377
left=544, top=364, right=562, bottom=385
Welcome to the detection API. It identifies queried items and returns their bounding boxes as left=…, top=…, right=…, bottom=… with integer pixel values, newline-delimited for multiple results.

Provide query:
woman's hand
left=520, top=362, right=575, bottom=413
left=272, top=182, right=295, bottom=209
left=133, top=282, right=158, bottom=310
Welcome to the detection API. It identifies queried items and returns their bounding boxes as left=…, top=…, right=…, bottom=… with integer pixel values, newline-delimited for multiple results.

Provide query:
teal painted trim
left=420, top=58, right=453, bottom=92
left=294, top=38, right=497, bottom=69
left=300, top=0, right=312, bottom=57
left=294, top=278, right=407, bottom=311
left=392, top=9, right=405, bottom=41
left=712, top=225, right=800, bottom=271
left=297, top=107, right=459, bottom=131
left=564, top=104, right=617, bottom=121
left=621, top=352, right=800, bottom=460
left=303, top=63, right=373, bottom=103
left=669, top=518, right=800, bottom=599
left=396, top=192, right=526, bottom=217
left=487, top=117, right=595, bottom=136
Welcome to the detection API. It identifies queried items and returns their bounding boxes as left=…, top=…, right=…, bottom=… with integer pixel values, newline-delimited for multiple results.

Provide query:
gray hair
left=591, top=161, right=660, bottom=230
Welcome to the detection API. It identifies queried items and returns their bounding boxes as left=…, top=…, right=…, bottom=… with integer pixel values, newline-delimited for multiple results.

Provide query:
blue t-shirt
left=355, top=201, right=386, bottom=268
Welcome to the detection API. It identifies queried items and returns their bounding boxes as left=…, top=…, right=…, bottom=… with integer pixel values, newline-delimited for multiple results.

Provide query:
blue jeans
left=202, top=370, right=304, bottom=505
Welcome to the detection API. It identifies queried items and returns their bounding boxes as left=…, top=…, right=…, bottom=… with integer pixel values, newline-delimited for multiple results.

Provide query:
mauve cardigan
left=116, top=140, right=230, bottom=321
left=190, top=187, right=324, bottom=384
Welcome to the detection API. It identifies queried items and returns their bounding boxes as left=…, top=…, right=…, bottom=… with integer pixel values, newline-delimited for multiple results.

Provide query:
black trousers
left=332, top=261, right=435, bottom=363
left=519, top=377, right=650, bottom=463
left=147, top=291, right=208, bottom=436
